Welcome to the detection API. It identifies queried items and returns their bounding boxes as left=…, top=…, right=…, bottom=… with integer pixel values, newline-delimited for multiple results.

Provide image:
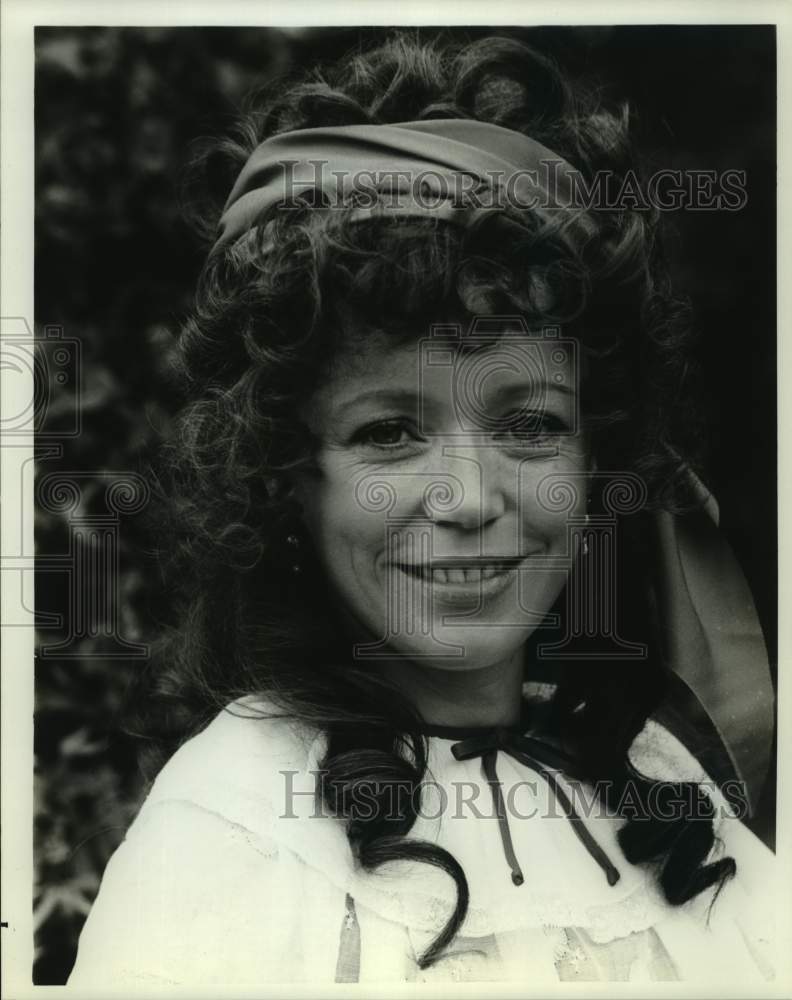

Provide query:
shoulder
left=124, top=696, right=353, bottom=884
left=623, top=719, right=777, bottom=979
left=145, top=694, right=324, bottom=794
left=628, top=718, right=735, bottom=817
left=69, top=699, right=338, bottom=987
left=134, top=695, right=326, bottom=836
left=628, top=718, right=713, bottom=785
left=69, top=789, right=335, bottom=986
left=628, top=717, right=776, bottom=903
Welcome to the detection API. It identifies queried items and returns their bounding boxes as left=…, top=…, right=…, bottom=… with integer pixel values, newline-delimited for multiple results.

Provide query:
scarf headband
left=215, top=118, right=590, bottom=249
left=214, top=118, right=774, bottom=815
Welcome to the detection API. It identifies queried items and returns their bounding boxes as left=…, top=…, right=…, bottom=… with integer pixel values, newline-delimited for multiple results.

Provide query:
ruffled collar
left=137, top=696, right=724, bottom=942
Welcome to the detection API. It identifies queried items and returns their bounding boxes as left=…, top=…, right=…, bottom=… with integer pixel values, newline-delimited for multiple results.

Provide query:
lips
left=398, top=563, right=516, bottom=584
left=393, top=553, right=536, bottom=592
left=392, top=555, right=532, bottom=608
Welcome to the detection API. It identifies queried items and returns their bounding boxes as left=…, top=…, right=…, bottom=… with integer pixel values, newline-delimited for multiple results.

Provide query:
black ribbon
left=449, top=728, right=621, bottom=888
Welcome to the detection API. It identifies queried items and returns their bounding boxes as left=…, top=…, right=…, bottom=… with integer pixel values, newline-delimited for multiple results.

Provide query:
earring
left=582, top=495, right=592, bottom=557
left=286, top=533, right=302, bottom=575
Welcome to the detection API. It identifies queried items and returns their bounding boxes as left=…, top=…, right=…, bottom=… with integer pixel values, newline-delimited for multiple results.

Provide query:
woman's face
left=293, top=323, right=592, bottom=672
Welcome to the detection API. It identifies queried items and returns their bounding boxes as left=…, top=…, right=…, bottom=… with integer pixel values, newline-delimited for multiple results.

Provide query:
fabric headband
left=213, top=118, right=775, bottom=814
left=214, top=118, right=590, bottom=250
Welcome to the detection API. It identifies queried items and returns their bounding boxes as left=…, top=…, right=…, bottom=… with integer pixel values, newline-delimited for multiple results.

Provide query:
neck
left=378, top=647, right=526, bottom=729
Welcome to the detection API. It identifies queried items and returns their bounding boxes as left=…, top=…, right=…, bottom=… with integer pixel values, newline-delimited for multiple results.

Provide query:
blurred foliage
left=33, top=26, right=300, bottom=984
left=32, top=25, right=776, bottom=985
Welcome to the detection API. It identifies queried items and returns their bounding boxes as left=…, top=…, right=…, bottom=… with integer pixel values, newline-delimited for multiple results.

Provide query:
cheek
left=298, top=474, right=387, bottom=572
left=517, top=450, right=590, bottom=546
left=516, top=502, right=573, bottom=559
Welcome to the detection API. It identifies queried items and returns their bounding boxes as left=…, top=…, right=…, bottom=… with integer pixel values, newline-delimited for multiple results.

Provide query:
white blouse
left=68, top=697, right=776, bottom=987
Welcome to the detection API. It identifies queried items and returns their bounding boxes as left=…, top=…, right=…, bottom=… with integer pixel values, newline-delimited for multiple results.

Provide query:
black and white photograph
left=1, top=3, right=789, bottom=994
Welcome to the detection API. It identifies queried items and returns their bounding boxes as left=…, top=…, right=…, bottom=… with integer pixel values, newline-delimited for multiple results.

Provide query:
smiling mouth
left=395, top=557, right=528, bottom=585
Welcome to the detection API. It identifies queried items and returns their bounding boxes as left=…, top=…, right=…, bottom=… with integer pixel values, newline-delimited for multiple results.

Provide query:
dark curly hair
left=132, top=33, right=734, bottom=969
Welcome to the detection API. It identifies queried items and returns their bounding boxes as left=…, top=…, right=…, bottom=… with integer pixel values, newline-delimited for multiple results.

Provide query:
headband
left=214, top=118, right=775, bottom=814
left=214, top=118, right=591, bottom=250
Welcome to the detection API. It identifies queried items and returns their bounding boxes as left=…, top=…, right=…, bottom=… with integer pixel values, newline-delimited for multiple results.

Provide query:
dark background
left=33, top=25, right=776, bottom=984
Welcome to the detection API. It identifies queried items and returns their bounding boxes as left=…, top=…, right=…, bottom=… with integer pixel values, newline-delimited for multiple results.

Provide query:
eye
left=352, top=419, right=423, bottom=451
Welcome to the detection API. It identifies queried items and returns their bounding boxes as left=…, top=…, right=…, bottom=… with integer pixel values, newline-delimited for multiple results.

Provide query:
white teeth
left=399, top=563, right=513, bottom=584
left=431, top=566, right=498, bottom=584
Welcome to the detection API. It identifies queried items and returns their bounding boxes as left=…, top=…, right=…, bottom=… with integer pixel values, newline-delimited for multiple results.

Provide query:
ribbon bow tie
left=448, top=728, right=621, bottom=888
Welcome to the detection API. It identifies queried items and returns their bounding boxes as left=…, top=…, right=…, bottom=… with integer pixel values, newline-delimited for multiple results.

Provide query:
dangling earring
left=286, top=532, right=302, bottom=575
left=582, top=494, right=592, bottom=557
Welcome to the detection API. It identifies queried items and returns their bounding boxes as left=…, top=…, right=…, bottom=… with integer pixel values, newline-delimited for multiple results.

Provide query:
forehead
left=314, top=326, right=577, bottom=404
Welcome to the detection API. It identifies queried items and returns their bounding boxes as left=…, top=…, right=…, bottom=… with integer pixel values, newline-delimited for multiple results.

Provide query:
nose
left=423, top=444, right=507, bottom=531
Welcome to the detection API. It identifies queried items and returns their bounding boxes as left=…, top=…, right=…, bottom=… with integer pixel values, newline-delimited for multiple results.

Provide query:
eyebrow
left=337, top=381, right=576, bottom=411
left=337, top=389, right=423, bottom=410
left=496, top=381, right=577, bottom=400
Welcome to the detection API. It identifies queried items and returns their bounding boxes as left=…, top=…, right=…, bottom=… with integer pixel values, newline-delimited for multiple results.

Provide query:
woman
left=69, top=34, right=775, bottom=985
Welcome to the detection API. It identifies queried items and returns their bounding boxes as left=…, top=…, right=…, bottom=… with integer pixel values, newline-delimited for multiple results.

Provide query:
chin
left=359, top=624, right=536, bottom=673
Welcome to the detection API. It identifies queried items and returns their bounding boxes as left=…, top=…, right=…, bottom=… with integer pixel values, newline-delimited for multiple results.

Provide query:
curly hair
left=132, top=33, right=733, bottom=969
